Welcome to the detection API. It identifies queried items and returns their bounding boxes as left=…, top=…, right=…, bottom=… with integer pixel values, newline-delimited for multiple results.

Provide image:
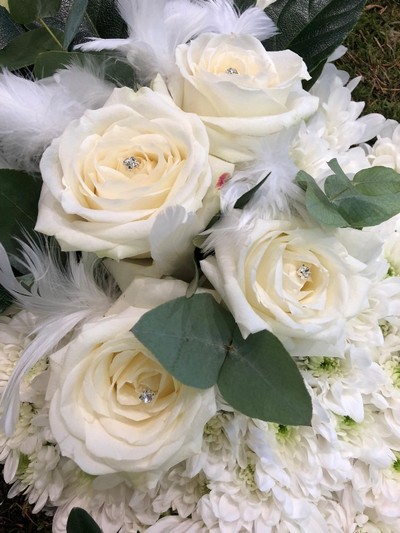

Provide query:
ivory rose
left=167, top=33, right=319, bottom=163
left=35, top=86, right=231, bottom=261
left=201, top=215, right=386, bottom=357
left=47, top=278, right=217, bottom=480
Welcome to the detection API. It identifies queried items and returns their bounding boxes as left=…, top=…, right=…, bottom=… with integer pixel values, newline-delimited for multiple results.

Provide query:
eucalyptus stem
left=84, top=12, right=100, bottom=37
left=39, top=18, right=64, bottom=49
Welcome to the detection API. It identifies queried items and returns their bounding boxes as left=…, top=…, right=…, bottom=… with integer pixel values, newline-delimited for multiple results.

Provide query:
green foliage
left=0, top=170, right=42, bottom=255
left=219, top=329, right=312, bottom=425
left=264, top=0, right=365, bottom=74
left=132, top=294, right=233, bottom=389
left=0, top=7, right=23, bottom=50
left=296, top=160, right=400, bottom=229
left=63, top=0, right=89, bottom=48
left=0, top=28, right=64, bottom=70
left=234, top=173, right=270, bottom=209
left=67, top=508, right=102, bottom=533
left=8, top=0, right=61, bottom=24
left=132, top=293, right=312, bottom=426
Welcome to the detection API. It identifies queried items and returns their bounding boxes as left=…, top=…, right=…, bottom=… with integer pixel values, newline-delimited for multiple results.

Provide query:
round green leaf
left=218, top=329, right=312, bottom=426
left=132, top=293, right=235, bottom=389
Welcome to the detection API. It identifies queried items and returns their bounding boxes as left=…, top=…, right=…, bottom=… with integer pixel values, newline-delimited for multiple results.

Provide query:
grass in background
left=1, top=1, right=399, bottom=530
left=337, top=0, right=400, bottom=121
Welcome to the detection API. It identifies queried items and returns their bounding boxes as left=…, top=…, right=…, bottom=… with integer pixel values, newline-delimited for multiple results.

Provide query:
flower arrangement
left=0, top=0, right=400, bottom=531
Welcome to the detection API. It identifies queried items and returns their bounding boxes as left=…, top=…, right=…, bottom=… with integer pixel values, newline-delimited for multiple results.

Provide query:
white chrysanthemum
left=308, top=63, right=384, bottom=152
left=352, top=457, right=400, bottom=527
left=335, top=407, right=396, bottom=468
left=365, top=121, right=400, bottom=171
left=52, top=464, right=143, bottom=533
left=303, top=347, right=386, bottom=423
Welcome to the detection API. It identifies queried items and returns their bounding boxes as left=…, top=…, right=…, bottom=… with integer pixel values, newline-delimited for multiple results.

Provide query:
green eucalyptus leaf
left=0, top=170, right=42, bottom=255
left=295, top=170, right=350, bottom=227
left=0, top=27, right=64, bottom=70
left=234, top=173, right=270, bottom=209
left=0, top=6, right=23, bottom=50
left=34, top=50, right=135, bottom=87
left=132, top=293, right=235, bottom=389
left=67, top=508, right=102, bottom=533
left=63, top=0, right=89, bottom=49
left=218, top=329, right=312, bottom=426
left=264, top=0, right=365, bottom=73
left=8, top=0, right=61, bottom=24
left=296, top=161, right=400, bottom=229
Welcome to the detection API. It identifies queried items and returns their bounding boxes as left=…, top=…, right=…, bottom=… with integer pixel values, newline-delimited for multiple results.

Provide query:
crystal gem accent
left=297, top=264, right=311, bottom=280
left=138, top=389, right=155, bottom=404
left=225, top=67, right=239, bottom=74
left=123, top=156, right=140, bottom=170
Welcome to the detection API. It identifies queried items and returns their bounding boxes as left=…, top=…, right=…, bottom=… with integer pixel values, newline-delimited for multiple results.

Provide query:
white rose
left=47, top=278, right=217, bottom=481
left=201, top=215, right=384, bottom=357
left=168, top=33, right=318, bottom=163
left=35, top=86, right=232, bottom=261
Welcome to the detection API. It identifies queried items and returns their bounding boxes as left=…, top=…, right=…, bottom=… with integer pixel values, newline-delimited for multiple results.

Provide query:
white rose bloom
left=47, top=286, right=217, bottom=480
left=35, top=86, right=231, bottom=261
left=167, top=33, right=318, bottom=163
left=201, top=214, right=383, bottom=356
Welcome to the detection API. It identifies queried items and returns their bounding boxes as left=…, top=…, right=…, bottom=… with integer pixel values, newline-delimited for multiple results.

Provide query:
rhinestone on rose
left=138, top=388, right=155, bottom=404
left=297, top=264, right=311, bottom=281
left=225, top=67, right=239, bottom=74
left=123, top=156, right=140, bottom=170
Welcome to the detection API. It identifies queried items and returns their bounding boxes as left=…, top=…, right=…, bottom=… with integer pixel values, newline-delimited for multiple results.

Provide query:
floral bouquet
left=0, top=0, right=400, bottom=531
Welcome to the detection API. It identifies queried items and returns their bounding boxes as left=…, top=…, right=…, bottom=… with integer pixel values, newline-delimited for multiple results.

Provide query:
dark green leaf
left=302, top=58, right=327, bottom=91
left=295, top=170, right=350, bottom=227
left=0, top=170, right=42, bottom=255
left=264, top=0, right=365, bottom=73
left=67, top=508, right=102, bottom=533
left=218, top=329, right=312, bottom=426
left=34, top=50, right=135, bottom=87
left=234, top=173, right=270, bottom=209
left=0, top=28, right=64, bottom=70
left=234, top=0, right=256, bottom=11
left=86, top=0, right=127, bottom=39
left=132, top=294, right=235, bottom=389
left=0, top=285, right=12, bottom=314
left=63, top=0, right=89, bottom=49
left=0, top=6, right=23, bottom=50
left=9, top=0, right=61, bottom=24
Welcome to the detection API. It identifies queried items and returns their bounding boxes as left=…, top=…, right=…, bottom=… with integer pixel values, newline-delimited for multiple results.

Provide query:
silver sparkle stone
left=225, top=67, right=239, bottom=74
left=138, top=389, right=155, bottom=404
left=123, top=156, right=140, bottom=170
left=297, top=264, right=311, bottom=281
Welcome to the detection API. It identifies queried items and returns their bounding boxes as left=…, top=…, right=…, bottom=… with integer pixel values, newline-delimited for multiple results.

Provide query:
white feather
left=0, top=65, right=114, bottom=172
left=77, top=0, right=276, bottom=84
left=220, top=128, right=307, bottom=221
left=0, top=236, right=118, bottom=436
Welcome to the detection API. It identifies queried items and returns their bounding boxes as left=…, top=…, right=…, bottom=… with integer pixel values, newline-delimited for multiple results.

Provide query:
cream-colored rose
left=168, top=33, right=318, bottom=163
left=35, top=86, right=231, bottom=261
left=201, top=215, right=385, bottom=357
left=47, top=279, right=217, bottom=480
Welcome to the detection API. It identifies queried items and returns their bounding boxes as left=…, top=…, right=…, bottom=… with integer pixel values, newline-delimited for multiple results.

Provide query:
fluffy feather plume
left=0, top=236, right=118, bottom=436
left=77, top=0, right=276, bottom=84
left=0, top=65, right=114, bottom=172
